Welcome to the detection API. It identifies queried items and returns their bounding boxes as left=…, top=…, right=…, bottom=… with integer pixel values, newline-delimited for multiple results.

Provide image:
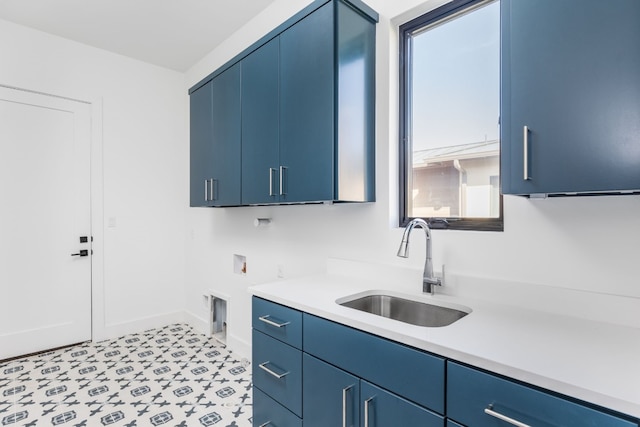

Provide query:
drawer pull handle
left=342, top=385, right=354, bottom=427
left=485, top=406, right=531, bottom=427
left=258, top=361, right=290, bottom=379
left=258, top=315, right=291, bottom=328
left=259, top=422, right=272, bottom=427
left=364, top=397, right=374, bottom=427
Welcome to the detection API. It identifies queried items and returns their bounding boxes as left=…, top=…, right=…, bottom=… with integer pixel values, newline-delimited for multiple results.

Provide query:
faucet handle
left=423, top=265, right=445, bottom=295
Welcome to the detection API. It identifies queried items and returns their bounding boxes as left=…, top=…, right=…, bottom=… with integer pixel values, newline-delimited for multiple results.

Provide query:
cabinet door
left=501, top=0, right=640, bottom=195
left=189, top=81, right=213, bottom=207
left=210, top=63, right=241, bottom=206
left=303, top=354, right=360, bottom=427
left=280, top=2, right=335, bottom=203
left=361, top=381, right=444, bottom=427
left=242, top=37, right=280, bottom=205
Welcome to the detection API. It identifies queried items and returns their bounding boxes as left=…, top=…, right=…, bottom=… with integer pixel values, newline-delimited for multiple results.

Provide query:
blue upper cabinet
left=280, top=0, right=377, bottom=203
left=280, top=3, right=335, bottom=203
left=189, top=81, right=213, bottom=207
left=189, top=0, right=377, bottom=207
left=241, top=37, right=280, bottom=205
left=501, top=0, right=640, bottom=196
left=189, top=64, right=241, bottom=206
left=210, top=64, right=241, bottom=206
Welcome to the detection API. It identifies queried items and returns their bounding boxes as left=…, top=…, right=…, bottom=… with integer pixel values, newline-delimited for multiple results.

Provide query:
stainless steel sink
left=339, top=294, right=469, bottom=327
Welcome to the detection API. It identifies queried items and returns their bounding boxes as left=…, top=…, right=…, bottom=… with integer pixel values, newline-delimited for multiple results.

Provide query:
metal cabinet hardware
left=204, top=179, right=216, bottom=201
left=342, top=385, right=353, bottom=427
left=269, top=168, right=276, bottom=196
left=279, top=166, right=287, bottom=196
left=258, top=315, right=290, bottom=328
left=364, top=397, right=374, bottom=427
left=523, top=125, right=531, bottom=181
left=71, top=250, right=89, bottom=257
left=485, top=406, right=531, bottom=427
left=258, top=361, right=290, bottom=379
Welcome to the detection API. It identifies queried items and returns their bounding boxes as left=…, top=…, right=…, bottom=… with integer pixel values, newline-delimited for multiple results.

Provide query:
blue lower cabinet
left=252, top=298, right=638, bottom=426
left=361, top=381, right=444, bottom=427
left=253, top=388, right=301, bottom=427
left=252, top=330, right=302, bottom=417
left=447, top=362, right=636, bottom=427
left=303, top=313, right=445, bottom=414
left=252, top=297, right=302, bottom=349
left=303, top=354, right=360, bottom=427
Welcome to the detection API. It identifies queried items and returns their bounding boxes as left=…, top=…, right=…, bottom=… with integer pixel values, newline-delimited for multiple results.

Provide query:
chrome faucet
left=397, top=218, right=442, bottom=295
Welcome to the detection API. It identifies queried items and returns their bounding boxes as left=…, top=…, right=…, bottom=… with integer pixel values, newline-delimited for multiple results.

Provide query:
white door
left=0, top=86, right=92, bottom=360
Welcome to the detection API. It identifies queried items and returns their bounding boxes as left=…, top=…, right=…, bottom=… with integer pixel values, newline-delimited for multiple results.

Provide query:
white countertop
left=250, top=267, right=640, bottom=419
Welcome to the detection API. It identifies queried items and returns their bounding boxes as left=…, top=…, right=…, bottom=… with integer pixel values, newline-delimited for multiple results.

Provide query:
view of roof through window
left=407, top=0, right=500, bottom=220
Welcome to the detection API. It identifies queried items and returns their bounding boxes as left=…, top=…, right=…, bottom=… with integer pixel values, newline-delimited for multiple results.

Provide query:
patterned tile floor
left=0, top=324, right=252, bottom=427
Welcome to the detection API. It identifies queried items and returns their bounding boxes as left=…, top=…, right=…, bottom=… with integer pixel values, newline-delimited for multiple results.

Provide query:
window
left=399, top=0, right=502, bottom=231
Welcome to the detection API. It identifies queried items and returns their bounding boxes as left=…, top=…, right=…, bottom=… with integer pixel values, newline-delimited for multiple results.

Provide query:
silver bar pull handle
left=258, top=361, right=290, bottom=379
left=523, top=125, right=530, bottom=180
left=258, top=315, right=290, bottom=328
left=258, top=422, right=271, bottom=427
left=269, top=168, right=276, bottom=196
left=279, top=166, right=287, bottom=196
left=485, top=406, right=531, bottom=427
left=342, top=385, right=353, bottom=427
left=209, top=179, right=215, bottom=201
left=204, top=179, right=208, bottom=201
left=364, top=397, right=374, bottom=427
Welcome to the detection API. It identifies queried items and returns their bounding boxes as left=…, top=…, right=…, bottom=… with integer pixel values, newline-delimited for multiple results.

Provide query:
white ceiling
left=0, top=0, right=277, bottom=71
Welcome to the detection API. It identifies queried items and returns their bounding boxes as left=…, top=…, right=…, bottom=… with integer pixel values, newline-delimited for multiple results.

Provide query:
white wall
left=0, top=18, right=188, bottom=340
left=184, top=0, right=640, bottom=359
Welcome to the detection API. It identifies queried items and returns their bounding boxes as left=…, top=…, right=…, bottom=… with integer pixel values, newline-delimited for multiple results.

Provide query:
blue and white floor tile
left=0, top=324, right=252, bottom=426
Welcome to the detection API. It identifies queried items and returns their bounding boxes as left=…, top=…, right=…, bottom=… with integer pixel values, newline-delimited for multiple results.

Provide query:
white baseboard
left=226, top=334, right=251, bottom=362
left=183, top=310, right=251, bottom=361
left=97, top=310, right=252, bottom=361
left=183, top=310, right=209, bottom=335
left=96, top=311, right=185, bottom=342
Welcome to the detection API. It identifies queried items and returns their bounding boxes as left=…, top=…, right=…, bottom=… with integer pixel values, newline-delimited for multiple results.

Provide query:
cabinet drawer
left=252, top=330, right=302, bottom=417
left=361, top=381, right=444, bottom=427
left=253, top=387, right=302, bottom=427
left=447, top=362, right=637, bottom=427
left=252, top=297, right=302, bottom=349
left=303, top=314, right=445, bottom=414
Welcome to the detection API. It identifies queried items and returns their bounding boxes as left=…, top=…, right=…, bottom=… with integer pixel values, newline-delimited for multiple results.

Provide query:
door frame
left=0, top=83, right=106, bottom=344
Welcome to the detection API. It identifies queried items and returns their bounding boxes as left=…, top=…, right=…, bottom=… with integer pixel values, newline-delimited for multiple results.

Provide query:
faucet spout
left=397, top=218, right=442, bottom=295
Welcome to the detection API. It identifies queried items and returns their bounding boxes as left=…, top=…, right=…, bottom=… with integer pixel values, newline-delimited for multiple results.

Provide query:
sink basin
left=338, top=293, right=469, bottom=327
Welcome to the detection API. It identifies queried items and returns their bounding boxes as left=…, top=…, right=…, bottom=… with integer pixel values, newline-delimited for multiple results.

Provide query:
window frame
left=398, top=0, right=503, bottom=231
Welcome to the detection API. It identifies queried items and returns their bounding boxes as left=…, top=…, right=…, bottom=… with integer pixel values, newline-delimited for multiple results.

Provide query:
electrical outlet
left=277, top=264, right=284, bottom=279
